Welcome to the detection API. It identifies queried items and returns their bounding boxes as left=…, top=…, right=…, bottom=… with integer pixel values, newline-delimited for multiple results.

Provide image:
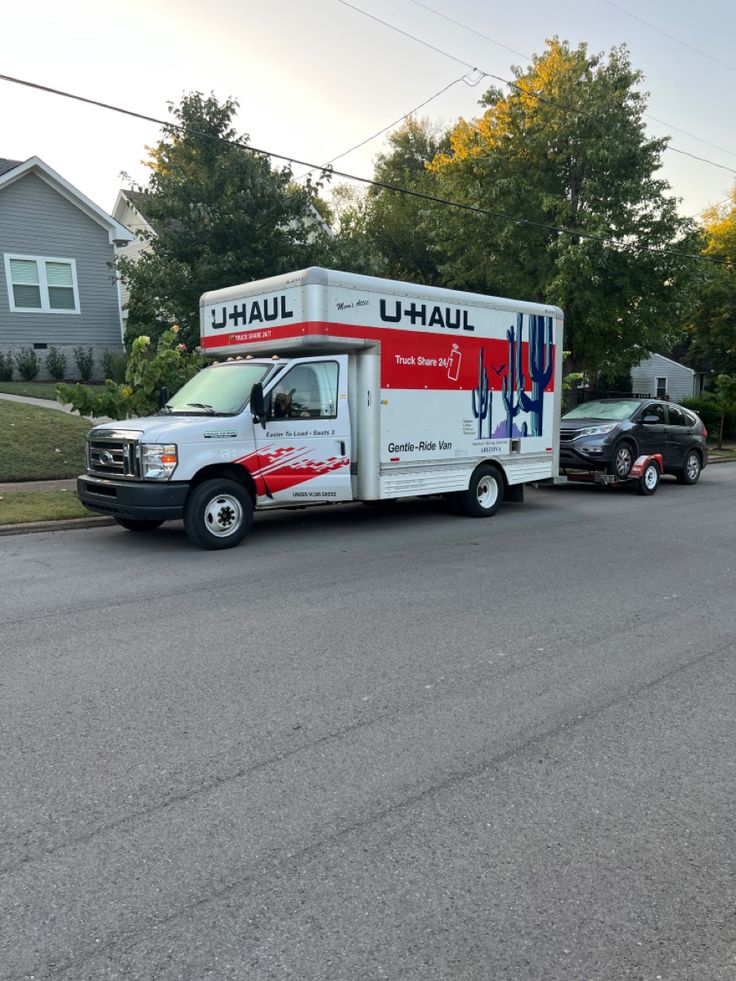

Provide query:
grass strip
left=0, top=490, right=91, bottom=525
left=0, top=401, right=89, bottom=480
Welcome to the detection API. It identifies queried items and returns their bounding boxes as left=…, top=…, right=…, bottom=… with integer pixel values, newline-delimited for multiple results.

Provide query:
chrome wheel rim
left=204, top=494, right=243, bottom=538
left=476, top=475, right=499, bottom=509
left=686, top=454, right=700, bottom=481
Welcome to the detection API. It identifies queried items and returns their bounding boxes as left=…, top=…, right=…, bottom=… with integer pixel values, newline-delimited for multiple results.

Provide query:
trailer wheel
left=114, top=518, right=164, bottom=532
left=457, top=466, right=503, bottom=517
left=636, top=460, right=660, bottom=496
left=184, top=479, right=253, bottom=549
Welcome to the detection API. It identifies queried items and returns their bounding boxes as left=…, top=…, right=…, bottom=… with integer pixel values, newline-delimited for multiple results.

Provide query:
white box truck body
left=78, top=268, right=563, bottom=548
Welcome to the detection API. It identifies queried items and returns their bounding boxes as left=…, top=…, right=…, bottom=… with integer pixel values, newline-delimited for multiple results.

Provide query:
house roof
left=0, top=158, right=22, bottom=177
left=0, top=156, right=134, bottom=245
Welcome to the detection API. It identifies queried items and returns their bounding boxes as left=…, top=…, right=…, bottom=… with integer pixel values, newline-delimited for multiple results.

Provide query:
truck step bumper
left=77, top=476, right=189, bottom=521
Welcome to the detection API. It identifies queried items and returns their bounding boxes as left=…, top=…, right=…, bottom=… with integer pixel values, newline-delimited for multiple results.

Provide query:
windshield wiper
left=183, top=402, right=216, bottom=414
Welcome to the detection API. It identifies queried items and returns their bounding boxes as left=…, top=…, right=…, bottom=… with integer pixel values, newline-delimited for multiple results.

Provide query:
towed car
left=559, top=398, right=708, bottom=484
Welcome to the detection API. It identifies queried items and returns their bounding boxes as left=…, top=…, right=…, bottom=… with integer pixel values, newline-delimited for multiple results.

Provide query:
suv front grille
left=87, top=431, right=141, bottom=479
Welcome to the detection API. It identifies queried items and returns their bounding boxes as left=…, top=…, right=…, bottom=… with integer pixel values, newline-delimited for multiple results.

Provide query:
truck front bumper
left=77, top=475, right=189, bottom=521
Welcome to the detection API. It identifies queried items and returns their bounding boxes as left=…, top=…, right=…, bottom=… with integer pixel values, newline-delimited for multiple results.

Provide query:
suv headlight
left=141, top=443, right=178, bottom=479
left=577, top=424, right=617, bottom=438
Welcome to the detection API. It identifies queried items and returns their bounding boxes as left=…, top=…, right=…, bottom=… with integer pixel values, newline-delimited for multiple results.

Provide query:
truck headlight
left=141, top=443, right=178, bottom=479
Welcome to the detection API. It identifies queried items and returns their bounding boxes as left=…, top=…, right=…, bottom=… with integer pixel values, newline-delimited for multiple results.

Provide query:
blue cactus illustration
left=519, top=315, right=553, bottom=437
left=471, top=348, right=492, bottom=439
left=502, top=314, right=525, bottom=437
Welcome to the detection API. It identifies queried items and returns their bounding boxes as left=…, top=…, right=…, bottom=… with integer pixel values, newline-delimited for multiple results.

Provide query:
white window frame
left=655, top=376, right=667, bottom=398
left=4, top=253, right=81, bottom=314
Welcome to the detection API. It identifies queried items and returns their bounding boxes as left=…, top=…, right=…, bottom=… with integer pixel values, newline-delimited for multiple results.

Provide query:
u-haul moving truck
left=77, top=268, right=563, bottom=549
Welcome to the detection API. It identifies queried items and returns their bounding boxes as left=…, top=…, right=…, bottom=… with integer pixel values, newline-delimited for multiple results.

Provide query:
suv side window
left=667, top=405, right=687, bottom=427
left=641, top=403, right=666, bottom=423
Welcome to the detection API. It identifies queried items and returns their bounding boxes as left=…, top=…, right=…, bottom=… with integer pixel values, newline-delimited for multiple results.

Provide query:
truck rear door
left=254, top=355, right=352, bottom=504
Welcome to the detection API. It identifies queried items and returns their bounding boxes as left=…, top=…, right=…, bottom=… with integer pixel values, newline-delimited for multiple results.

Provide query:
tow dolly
left=558, top=453, right=664, bottom=496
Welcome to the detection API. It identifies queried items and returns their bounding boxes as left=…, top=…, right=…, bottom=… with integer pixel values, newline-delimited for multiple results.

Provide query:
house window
left=4, top=254, right=80, bottom=313
left=655, top=376, right=667, bottom=398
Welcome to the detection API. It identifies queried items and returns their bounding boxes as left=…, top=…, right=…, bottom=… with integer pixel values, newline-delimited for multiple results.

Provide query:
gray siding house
left=0, top=157, right=133, bottom=380
left=631, top=352, right=704, bottom=402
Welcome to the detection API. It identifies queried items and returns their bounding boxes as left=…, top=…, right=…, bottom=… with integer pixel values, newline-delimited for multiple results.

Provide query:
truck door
left=254, top=356, right=353, bottom=504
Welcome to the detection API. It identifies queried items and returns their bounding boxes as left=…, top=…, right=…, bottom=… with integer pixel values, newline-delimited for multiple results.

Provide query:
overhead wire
left=335, top=0, right=736, bottom=178
left=404, top=0, right=736, bottom=162
left=0, top=71, right=731, bottom=267
left=601, top=0, right=736, bottom=74
left=294, top=69, right=485, bottom=182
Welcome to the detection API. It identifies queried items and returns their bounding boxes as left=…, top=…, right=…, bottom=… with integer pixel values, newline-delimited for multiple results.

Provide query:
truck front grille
left=87, top=432, right=141, bottom=479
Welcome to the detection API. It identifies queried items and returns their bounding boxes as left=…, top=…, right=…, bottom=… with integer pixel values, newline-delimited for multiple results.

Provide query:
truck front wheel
left=456, top=466, right=503, bottom=517
left=184, top=479, right=253, bottom=550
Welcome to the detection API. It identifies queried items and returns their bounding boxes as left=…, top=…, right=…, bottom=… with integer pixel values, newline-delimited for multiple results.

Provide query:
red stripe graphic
left=201, top=320, right=555, bottom=393
left=234, top=445, right=350, bottom=496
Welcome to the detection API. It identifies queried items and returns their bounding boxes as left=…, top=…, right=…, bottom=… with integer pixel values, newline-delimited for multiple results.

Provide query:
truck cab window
left=270, top=362, right=339, bottom=419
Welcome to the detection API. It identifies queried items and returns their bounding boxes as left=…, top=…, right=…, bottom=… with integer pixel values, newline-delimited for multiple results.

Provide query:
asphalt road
left=1, top=467, right=735, bottom=981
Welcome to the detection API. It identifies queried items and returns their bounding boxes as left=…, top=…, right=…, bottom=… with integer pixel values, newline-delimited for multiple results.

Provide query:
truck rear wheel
left=184, top=479, right=253, bottom=550
left=456, top=466, right=503, bottom=517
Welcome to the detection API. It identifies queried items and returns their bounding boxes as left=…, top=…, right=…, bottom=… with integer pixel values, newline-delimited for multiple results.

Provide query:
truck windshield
left=163, top=362, right=271, bottom=415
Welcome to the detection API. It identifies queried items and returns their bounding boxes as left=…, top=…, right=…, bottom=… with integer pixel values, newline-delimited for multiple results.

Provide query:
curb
left=0, top=516, right=115, bottom=536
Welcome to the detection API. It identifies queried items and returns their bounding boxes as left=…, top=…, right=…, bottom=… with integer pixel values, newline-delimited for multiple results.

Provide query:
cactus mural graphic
left=502, top=313, right=525, bottom=438
left=471, top=348, right=492, bottom=438
left=519, top=315, right=553, bottom=437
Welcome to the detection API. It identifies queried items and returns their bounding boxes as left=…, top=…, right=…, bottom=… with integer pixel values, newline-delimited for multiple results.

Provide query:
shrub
left=15, top=347, right=40, bottom=381
left=73, top=346, right=94, bottom=381
left=102, top=348, right=128, bottom=383
left=45, top=346, right=68, bottom=381
left=682, top=394, right=735, bottom=441
left=0, top=351, right=13, bottom=381
left=58, top=327, right=210, bottom=419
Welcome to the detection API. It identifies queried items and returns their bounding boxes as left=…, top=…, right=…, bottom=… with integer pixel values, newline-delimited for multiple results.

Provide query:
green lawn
left=0, top=490, right=90, bottom=524
left=0, top=381, right=103, bottom=399
left=0, top=381, right=66, bottom=399
left=0, top=401, right=89, bottom=480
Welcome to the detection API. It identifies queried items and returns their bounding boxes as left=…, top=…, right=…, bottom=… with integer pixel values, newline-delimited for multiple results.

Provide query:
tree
left=118, top=92, right=331, bottom=349
left=361, top=117, right=450, bottom=284
left=684, top=185, right=736, bottom=375
left=427, top=39, right=697, bottom=376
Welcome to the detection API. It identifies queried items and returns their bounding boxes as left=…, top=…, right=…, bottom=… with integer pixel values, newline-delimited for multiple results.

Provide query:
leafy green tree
left=118, top=92, right=331, bottom=349
left=684, top=186, right=736, bottom=375
left=427, top=39, right=697, bottom=375
left=362, top=117, right=450, bottom=283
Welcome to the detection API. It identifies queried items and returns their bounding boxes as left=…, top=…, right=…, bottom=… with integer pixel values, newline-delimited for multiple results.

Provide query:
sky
left=2, top=0, right=735, bottom=223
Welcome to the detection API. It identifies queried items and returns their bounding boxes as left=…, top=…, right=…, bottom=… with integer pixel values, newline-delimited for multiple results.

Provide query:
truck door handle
left=339, top=441, right=346, bottom=456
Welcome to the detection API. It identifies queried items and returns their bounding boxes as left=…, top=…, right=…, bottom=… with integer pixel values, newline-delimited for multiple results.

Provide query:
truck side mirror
left=250, top=382, right=267, bottom=428
left=159, top=385, right=170, bottom=409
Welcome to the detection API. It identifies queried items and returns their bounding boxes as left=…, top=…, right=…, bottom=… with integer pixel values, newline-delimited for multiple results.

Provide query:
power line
left=601, top=0, right=736, bottom=74
left=336, top=0, right=736, bottom=178
left=294, top=70, right=484, bottom=181
left=0, top=71, right=730, bottom=267
left=403, top=0, right=736, bottom=162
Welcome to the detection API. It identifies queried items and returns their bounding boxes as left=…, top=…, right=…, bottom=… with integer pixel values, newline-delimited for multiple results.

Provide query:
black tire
left=183, top=479, right=253, bottom=550
left=636, top=460, right=660, bottom=496
left=114, top=518, right=164, bottom=532
left=676, top=450, right=702, bottom=485
left=608, top=442, right=635, bottom=479
left=456, top=466, right=503, bottom=517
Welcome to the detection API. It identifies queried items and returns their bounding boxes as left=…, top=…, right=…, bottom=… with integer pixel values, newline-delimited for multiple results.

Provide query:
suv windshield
left=563, top=399, right=641, bottom=421
left=164, top=362, right=271, bottom=415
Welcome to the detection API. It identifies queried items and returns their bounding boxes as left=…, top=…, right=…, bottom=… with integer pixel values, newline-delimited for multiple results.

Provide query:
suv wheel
left=677, top=450, right=701, bottom=485
left=609, top=443, right=634, bottom=480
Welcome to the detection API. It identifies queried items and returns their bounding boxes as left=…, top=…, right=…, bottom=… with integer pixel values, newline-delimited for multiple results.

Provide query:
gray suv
left=559, top=398, right=708, bottom=484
